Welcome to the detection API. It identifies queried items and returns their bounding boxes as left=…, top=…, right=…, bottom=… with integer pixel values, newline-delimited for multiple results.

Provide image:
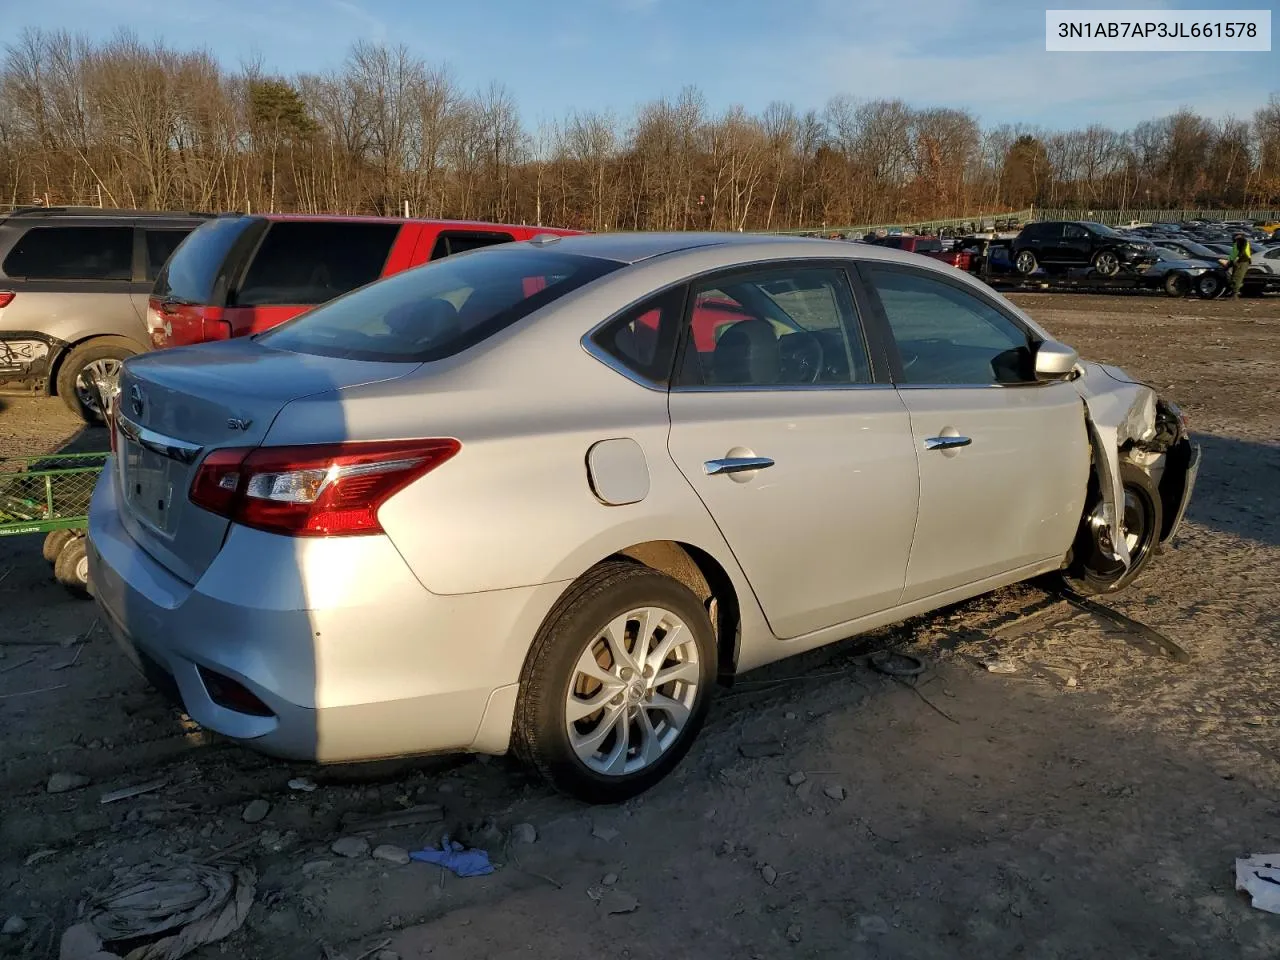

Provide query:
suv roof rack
left=3, top=206, right=216, bottom=219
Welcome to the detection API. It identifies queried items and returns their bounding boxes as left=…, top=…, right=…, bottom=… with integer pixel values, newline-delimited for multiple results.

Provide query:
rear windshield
left=912, top=238, right=943, bottom=253
left=154, top=217, right=260, bottom=304
left=234, top=220, right=400, bottom=306
left=257, top=248, right=622, bottom=362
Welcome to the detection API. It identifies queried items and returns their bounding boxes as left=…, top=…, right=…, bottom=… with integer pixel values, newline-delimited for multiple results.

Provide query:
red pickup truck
left=867, top=235, right=971, bottom=271
left=148, top=214, right=580, bottom=349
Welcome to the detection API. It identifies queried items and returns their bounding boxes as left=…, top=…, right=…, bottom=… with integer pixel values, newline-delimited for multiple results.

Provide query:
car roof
left=239, top=213, right=578, bottom=234
left=2, top=207, right=214, bottom=221
left=525, top=231, right=842, bottom=264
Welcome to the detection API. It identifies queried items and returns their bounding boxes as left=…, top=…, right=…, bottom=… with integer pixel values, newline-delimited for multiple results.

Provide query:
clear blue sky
left=2, top=0, right=1275, bottom=130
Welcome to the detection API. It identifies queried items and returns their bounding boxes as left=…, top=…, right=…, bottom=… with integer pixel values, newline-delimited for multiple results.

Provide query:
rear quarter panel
left=3, top=288, right=147, bottom=347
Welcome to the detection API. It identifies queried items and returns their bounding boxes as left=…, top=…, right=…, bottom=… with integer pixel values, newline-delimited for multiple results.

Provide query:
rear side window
left=258, top=248, right=621, bottom=362
left=3, top=226, right=132, bottom=280
left=589, top=286, right=687, bottom=385
left=430, top=231, right=516, bottom=259
left=235, top=221, right=400, bottom=306
left=155, top=217, right=262, bottom=304
left=144, top=229, right=194, bottom=281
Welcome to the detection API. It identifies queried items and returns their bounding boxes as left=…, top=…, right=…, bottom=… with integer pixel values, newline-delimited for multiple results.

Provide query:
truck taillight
left=189, top=439, right=460, bottom=537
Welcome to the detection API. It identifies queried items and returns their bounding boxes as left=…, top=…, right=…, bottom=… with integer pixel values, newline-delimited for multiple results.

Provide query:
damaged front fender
left=1071, top=361, right=1198, bottom=569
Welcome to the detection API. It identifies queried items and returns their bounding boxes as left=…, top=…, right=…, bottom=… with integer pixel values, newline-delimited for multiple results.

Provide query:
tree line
left=2, top=30, right=1278, bottom=230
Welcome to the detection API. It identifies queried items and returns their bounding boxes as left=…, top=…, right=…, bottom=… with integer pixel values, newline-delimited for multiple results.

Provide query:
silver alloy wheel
left=75, top=359, right=123, bottom=415
left=1015, top=251, right=1036, bottom=274
left=1088, top=489, right=1144, bottom=557
left=1095, top=251, right=1120, bottom=276
left=565, top=606, right=700, bottom=776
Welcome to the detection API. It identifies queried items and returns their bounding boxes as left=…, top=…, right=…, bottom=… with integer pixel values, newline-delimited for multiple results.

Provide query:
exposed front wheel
left=56, top=337, right=138, bottom=425
left=514, top=561, right=715, bottom=803
left=1060, top=461, right=1162, bottom=596
left=1092, top=250, right=1121, bottom=277
left=1195, top=273, right=1224, bottom=299
left=1014, top=250, right=1038, bottom=275
left=1163, top=272, right=1189, bottom=297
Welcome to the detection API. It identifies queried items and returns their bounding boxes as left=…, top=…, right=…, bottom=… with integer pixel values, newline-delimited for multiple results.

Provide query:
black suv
left=0, top=207, right=212, bottom=422
left=1011, top=221, right=1157, bottom=278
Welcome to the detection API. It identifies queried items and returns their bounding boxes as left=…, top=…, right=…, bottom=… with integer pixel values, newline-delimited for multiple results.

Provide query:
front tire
left=1163, top=272, right=1189, bottom=297
left=54, top=535, right=92, bottom=600
left=1014, top=250, right=1038, bottom=276
left=1092, top=250, right=1121, bottom=277
left=1195, top=273, right=1224, bottom=299
left=1060, top=461, right=1162, bottom=596
left=514, top=561, right=716, bottom=803
left=56, top=337, right=138, bottom=425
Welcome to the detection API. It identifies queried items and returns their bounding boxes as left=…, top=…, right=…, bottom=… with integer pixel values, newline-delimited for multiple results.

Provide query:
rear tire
left=56, top=337, right=138, bottom=425
left=514, top=561, right=716, bottom=804
left=54, top=535, right=92, bottom=600
left=43, top=529, right=74, bottom=564
left=1060, top=461, right=1162, bottom=596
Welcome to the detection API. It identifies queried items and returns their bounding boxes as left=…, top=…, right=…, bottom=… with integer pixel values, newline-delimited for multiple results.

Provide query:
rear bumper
left=87, top=462, right=562, bottom=762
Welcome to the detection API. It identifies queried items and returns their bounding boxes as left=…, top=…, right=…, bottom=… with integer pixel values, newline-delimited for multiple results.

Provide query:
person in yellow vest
left=1228, top=233, right=1252, bottom=298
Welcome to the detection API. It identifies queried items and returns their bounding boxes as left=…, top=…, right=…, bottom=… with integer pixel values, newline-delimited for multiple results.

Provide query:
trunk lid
left=113, top=337, right=420, bottom=584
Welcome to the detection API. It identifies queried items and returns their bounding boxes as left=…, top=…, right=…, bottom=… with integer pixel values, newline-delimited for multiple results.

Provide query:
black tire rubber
left=43, top=529, right=75, bottom=564
left=1013, top=250, right=1038, bottom=276
left=53, top=535, right=92, bottom=600
left=55, top=337, right=139, bottom=425
left=1092, top=250, right=1121, bottom=277
left=1060, top=460, right=1162, bottom=597
left=1195, top=273, right=1224, bottom=299
left=513, top=560, right=716, bottom=804
left=1163, top=272, right=1189, bottom=297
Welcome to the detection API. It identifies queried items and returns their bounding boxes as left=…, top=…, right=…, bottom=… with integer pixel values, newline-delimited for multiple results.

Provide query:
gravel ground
left=0, top=292, right=1277, bottom=960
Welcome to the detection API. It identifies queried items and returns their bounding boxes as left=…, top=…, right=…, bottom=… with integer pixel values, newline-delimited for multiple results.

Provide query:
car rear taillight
left=189, top=439, right=460, bottom=537
left=0, top=292, right=14, bottom=308
left=201, top=313, right=232, bottom=341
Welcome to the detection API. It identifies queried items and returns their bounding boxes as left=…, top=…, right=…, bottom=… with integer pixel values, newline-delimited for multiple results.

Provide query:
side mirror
left=1035, top=340, right=1078, bottom=380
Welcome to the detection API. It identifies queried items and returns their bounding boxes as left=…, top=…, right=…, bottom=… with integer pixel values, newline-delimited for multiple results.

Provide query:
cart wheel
left=43, top=529, right=75, bottom=564
left=54, top=536, right=92, bottom=600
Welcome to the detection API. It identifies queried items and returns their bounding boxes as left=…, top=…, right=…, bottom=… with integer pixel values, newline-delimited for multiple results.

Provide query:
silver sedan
left=87, top=233, right=1199, bottom=802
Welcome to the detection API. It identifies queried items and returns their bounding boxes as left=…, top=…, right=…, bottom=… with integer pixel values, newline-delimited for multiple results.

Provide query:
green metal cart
left=0, top=451, right=108, bottom=598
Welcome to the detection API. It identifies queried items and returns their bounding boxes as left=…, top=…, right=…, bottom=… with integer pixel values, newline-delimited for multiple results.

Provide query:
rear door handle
left=704, top=456, right=775, bottom=476
left=924, top=436, right=972, bottom=451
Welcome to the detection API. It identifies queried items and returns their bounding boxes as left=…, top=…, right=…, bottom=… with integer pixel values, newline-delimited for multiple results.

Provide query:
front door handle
left=704, top=456, right=775, bottom=476
left=924, top=436, right=972, bottom=451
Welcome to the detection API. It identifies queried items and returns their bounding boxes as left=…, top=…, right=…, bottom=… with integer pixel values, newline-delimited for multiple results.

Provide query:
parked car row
left=0, top=206, right=579, bottom=423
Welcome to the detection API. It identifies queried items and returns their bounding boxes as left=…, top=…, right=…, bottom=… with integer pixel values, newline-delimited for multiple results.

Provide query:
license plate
left=122, top=439, right=179, bottom=534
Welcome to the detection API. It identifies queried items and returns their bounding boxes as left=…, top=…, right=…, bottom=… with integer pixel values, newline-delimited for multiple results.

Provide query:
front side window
left=258, top=248, right=620, bottom=362
left=235, top=221, right=400, bottom=306
left=675, top=267, right=871, bottom=387
left=864, top=266, right=1036, bottom=385
left=3, top=226, right=132, bottom=280
left=1064, top=224, right=1089, bottom=240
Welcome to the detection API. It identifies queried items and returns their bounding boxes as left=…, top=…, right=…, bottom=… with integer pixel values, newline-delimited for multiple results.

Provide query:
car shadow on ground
left=1185, top=432, right=1279, bottom=548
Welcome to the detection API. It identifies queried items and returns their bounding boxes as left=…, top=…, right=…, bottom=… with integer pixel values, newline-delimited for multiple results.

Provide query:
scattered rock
left=786, top=923, right=802, bottom=943
left=824, top=785, right=847, bottom=801
left=22, top=850, right=55, bottom=867
left=719, top=840, right=737, bottom=856
left=784, top=712, right=797, bottom=721
left=372, top=844, right=410, bottom=866
left=761, top=865, right=777, bottom=885
left=787, top=771, right=807, bottom=786
left=2, top=916, right=26, bottom=935
left=796, top=782, right=813, bottom=804
left=242, top=799, right=270, bottom=824
left=591, top=824, right=619, bottom=842
left=599, top=889, right=640, bottom=915
left=602, top=872, right=618, bottom=886
left=87, top=740, right=103, bottom=750
left=331, top=836, right=370, bottom=859
left=509, top=822, right=538, bottom=845
left=47, top=772, right=90, bottom=794
left=1066, top=676, right=1078, bottom=688
left=739, top=739, right=784, bottom=759
left=859, top=915, right=889, bottom=936
left=287, top=777, right=318, bottom=792
left=981, top=657, right=1019, bottom=675
left=301, top=860, right=333, bottom=877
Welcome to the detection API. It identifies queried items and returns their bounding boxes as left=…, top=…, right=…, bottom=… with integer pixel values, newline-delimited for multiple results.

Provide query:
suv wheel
left=1195, top=273, right=1223, bottom=299
left=1014, top=250, right=1038, bottom=275
left=1092, top=250, right=1121, bottom=277
left=1163, top=272, right=1189, bottom=297
left=514, top=561, right=716, bottom=803
left=56, top=337, right=138, bottom=425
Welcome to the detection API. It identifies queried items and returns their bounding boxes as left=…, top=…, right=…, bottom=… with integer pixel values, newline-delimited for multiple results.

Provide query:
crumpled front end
left=1071, top=361, right=1200, bottom=569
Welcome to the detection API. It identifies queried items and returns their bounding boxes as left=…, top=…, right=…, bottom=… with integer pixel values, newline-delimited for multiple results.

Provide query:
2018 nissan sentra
left=87, top=233, right=1199, bottom=802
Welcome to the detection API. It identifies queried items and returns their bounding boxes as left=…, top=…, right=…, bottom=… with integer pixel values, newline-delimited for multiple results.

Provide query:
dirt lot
left=1, top=292, right=1278, bottom=960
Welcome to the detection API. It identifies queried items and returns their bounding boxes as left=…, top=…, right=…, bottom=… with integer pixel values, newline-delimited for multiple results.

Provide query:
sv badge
left=227, top=417, right=253, bottom=431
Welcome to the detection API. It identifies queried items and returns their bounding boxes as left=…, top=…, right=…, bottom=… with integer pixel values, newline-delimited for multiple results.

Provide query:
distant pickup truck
left=865, top=235, right=971, bottom=271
